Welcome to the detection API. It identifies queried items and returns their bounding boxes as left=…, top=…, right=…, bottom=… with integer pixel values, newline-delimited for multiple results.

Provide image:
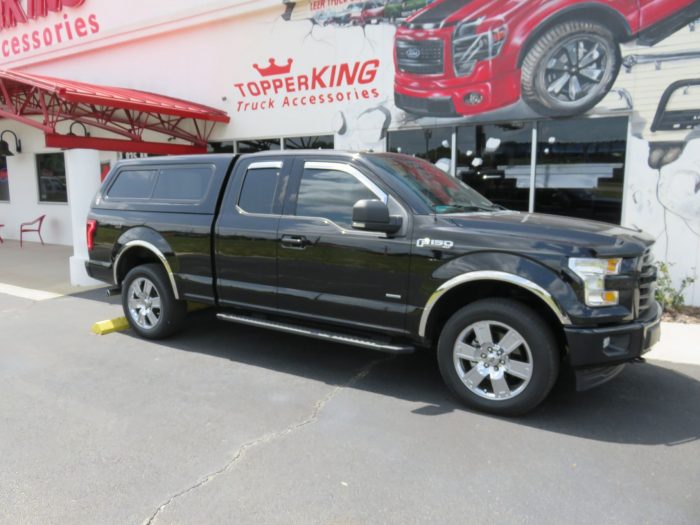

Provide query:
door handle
left=281, top=234, right=309, bottom=248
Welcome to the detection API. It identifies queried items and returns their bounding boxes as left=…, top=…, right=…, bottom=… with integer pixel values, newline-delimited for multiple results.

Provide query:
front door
left=276, top=159, right=412, bottom=335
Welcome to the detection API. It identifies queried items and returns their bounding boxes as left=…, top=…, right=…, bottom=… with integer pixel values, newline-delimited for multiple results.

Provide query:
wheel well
left=425, top=280, right=567, bottom=356
left=114, top=246, right=162, bottom=285
left=517, top=5, right=632, bottom=67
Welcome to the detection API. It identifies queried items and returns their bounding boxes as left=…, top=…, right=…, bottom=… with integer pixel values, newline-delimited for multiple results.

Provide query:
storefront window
left=456, top=123, right=533, bottom=211
left=387, top=117, right=628, bottom=223
left=535, top=117, right=627, bottom=223
left=36, top=153, right=67, bottom=203
left=208, top=141, right=234, bottom=153
left=387, top=127, right=452, bottom=163
left=283, top=135, right=334, bottom=149
left=0, top=156, right=9, bottom=202
left=236, top=139, right=281, bottom=153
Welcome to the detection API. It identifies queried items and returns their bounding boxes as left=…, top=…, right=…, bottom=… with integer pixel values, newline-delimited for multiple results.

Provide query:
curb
left=91, top=302, right=211, bottom=335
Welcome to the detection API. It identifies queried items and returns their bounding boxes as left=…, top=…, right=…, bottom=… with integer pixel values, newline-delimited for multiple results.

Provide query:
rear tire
left=122, top=263, right=186, bottom=339
left=437, top=298, right=559, bottom=416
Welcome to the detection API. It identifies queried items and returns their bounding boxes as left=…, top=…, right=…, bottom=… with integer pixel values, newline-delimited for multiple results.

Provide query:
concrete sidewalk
left=647, top=322, right=700, bottom=366
left=0, top=239, right=101, bottom=296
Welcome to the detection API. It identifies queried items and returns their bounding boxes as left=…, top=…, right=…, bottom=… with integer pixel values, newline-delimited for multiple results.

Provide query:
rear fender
left=113, top=227, right=179, bottom=299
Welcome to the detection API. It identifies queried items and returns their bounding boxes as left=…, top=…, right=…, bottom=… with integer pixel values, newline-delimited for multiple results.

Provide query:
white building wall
left=0, top=124, right=73, bottom=246
left=618, top=26, right=700, bottom=305
left=623, top=135, right=700, bottom=306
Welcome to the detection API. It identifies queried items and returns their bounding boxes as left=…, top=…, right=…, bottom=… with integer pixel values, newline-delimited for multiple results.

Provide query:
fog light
left=465, top=92, right=483, bottom=105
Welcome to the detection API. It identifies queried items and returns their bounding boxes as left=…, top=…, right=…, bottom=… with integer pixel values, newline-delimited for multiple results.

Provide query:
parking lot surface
left=1, top=288, right=698, bottom=524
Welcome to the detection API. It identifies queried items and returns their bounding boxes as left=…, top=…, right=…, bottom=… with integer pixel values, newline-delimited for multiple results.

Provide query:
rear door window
left=238, top=166, right=280, bottom=214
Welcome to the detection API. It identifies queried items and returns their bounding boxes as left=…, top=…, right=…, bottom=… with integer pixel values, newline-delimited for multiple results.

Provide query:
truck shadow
left=134, top=309, right=699, bottom=447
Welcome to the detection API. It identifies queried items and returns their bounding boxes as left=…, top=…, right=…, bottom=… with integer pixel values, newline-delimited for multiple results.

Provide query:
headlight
left=453, top=20, right=507, bottom=77
left=568, top=257, right=622, bottom=307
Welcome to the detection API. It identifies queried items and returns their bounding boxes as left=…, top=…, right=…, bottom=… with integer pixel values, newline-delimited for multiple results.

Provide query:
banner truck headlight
left=453, top=20, right=507, bottom=77
left=568, top=258, right=622, bottom=307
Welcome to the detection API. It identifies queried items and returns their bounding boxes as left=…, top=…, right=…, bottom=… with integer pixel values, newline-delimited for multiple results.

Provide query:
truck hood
left=406, top=0, right=525, bottom=28
left=443, top=211, right=653, bottom=258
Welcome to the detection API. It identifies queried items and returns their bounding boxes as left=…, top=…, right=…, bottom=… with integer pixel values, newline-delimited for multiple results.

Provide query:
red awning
left=0, top=69, right=230, bottom=154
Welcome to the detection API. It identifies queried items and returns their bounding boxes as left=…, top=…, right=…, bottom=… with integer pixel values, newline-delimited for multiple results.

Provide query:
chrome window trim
left=113, top=240, right=180, bottom=300
left=248, top=161, right=283, bottom=170
left=235, top=204, right=280, bottom=218
left=418, top=271, right=571, bottom=338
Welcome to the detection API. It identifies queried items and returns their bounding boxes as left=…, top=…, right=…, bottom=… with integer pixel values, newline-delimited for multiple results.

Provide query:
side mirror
left=352, top=199, right=402, bottom=234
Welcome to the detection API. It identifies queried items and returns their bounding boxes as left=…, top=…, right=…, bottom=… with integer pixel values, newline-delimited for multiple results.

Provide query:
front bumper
left=393, top=68, right=521, bottom=117
left=564, top=302, right=662, bottom=390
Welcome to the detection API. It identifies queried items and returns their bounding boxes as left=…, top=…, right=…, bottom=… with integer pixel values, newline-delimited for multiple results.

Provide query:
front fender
left=416, top=252, right=575, bottom=338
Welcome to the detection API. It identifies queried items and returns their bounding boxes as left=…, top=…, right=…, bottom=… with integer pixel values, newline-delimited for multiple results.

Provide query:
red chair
left=20, top=215, right=46, bottom=247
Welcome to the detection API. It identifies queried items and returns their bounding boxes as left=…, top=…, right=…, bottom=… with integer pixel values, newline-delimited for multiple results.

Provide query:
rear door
left=215, top=156, right=291, bottom=310
left=276, top=158, right=412, bottom=335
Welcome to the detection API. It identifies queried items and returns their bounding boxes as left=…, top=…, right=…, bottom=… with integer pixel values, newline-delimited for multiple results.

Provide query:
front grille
left=638, top=249, right=657, bottom=314
left=396, top=39, right=444, bottom=75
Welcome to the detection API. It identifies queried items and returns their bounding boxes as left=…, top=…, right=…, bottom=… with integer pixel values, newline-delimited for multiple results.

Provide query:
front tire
left=437, top=298, right=560, bottom=416
left=521, top=20, right=621, bottom=117
left=122, top=263, right=187, bottom=339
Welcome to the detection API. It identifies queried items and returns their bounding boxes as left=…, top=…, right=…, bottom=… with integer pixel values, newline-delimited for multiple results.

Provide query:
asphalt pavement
left=0, top=286, right=698, bottom=524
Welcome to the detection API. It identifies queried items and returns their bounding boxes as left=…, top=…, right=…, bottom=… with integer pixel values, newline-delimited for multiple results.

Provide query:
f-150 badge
left=416, top=238, right=454, bottom=249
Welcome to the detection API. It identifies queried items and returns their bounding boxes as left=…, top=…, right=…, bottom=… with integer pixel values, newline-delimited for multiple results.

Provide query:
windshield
left=367, top=153, right=499, bottom=214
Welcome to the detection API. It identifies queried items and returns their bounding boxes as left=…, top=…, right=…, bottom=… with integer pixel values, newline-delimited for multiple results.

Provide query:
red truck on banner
left=394, top=0, right=700, bottom=117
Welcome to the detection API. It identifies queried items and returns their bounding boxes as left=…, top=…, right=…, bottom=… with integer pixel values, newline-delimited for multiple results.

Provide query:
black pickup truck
left=86, top=151, right=660, bottom=415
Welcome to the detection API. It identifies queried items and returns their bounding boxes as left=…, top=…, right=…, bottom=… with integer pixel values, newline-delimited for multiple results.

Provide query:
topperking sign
left=0, top=0, right=99, bottom=58
left=233, top=56, right=381, bottom=113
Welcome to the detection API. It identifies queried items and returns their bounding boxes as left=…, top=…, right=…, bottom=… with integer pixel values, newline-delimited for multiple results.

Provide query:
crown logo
left=253, top=58, right=293, bottom=77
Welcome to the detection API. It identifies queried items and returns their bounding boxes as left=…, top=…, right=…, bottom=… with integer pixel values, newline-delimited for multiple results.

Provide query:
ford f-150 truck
left=86, top=151, right=660, bottom=415
left=394, top=0, right=700, bottom=117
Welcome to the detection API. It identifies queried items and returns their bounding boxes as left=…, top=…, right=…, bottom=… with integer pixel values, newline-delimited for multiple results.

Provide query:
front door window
left=295, top=165, right=381, bottom=228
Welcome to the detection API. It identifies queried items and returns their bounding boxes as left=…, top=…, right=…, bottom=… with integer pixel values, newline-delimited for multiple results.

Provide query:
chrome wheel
left=541, top=35, right=610, bottom=105
left=126, top=277, right=162, bottom=330
left=452, top=320, right=533, bottom=401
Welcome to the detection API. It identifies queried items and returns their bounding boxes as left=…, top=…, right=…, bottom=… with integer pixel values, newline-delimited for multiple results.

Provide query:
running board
left=217, top=313, right=415, bottom=354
